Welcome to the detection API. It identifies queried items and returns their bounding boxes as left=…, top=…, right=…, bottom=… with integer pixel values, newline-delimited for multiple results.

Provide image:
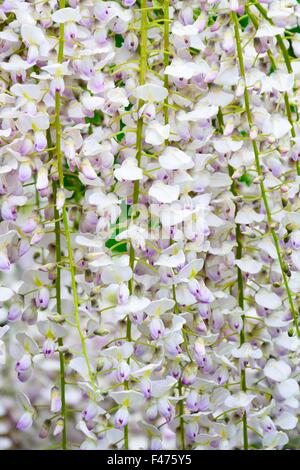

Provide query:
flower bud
left=236, top=78, right=245, bottom=97
left=140, top=378, right=152, bottom=399
left=149, top=317, right=165, bottom=340
left=290, top=230, right=300, bottom=250
left=19, top=161, right=32, bottom=182
left=34, top=131, right=47, bottom=152
left=157, top=397, right=174, bottom=419
left=222, top=30, right=234, bottom=54
left=43, top=337, right=55, bottom=357
left=15, top=354, right=31, bottom=372
left=35, top=287, right=50, bottom=309
left=116, top=360, right=130, bottom=383
left=36, top=166, right=49, bottom=191
left=188, top=279, right=213, bottom=303
left=117, top=283, right=129, bottom=305
left=82, top=401, right=99, bottom=421
left=65, top=22, right=78, bottom=42
left=53, top=418, right=64, bottom=436
left=8, top=304, right=22, bottom=322
left=114, top=406, right=129, bottom=428
left=146, top=403, right=158, bottom=421
left=0, top=251, right=10, bottom=271
left=186, top=422, right=198, bottom=442
left=124, top=32, right=138, bottom=51
left=17, top=411, right=33, bottom=431
left=186, top=390, right=200, bottom=412
left=182, top=363, right=198, bottom=386
left=81, top=158, right=98, bottom=180
left=56, top=189, right=65, bottom=211
left=50, top=386, right=61, bottom=413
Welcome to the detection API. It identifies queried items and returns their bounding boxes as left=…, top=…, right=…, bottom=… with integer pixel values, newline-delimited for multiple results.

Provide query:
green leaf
left=85, top=110, right=103, bottom=126
left=239, top=173, right=254, bottom=187
left=189, top=47, right=200, bottom=56
left=115, top=34, right=124, bottom=48
left=64, top=173, right=86, bottom=203
left=193, top=8, right=201, bottom=20
left=152, top=0, right=163, bottom=10
left=208, top=14, right=217, bottom=26
left=116, top=119, right=126, bottom=142
left=105, top=202, right=130, bottom=253
left=288, top=26, right=300, bottom=33
left=105, top=238, right=127, bottom=253
left=239, top=15, right=249, bottom=30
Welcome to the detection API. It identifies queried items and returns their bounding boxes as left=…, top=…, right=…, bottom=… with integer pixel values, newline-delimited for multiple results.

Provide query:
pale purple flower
left=43, top=338, right=55, bottom=358
left=17, top=412, right=33, bottom=431
left=149, top=317, right=165, bottom=340
left=116, top=360, right=130, bottom=383
left=35, top=287, right=50, bottom=309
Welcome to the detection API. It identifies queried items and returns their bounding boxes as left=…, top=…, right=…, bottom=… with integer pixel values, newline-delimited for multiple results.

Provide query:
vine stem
left=125, top=0, right=148, bottom=450
left=232, top=12, right=300, bottom=338
left=249, top=2, right=300, bottom=175
left=230, top=167, right=248, bottom=449
left=172, top=287, right=185, bottom=450
left=217, top=110, right=248, bottom=450
left=47, top=128, right=67, bottom=450
left=55, top=0, right=95, bottom=398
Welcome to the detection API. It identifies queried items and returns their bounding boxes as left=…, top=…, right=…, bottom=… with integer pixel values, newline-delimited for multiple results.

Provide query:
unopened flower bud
left=50, top=386, right=61, bottom=413
left=15, top=354, right=31, bottom=372
left=115, top=406, right=129, bottom=428
left=56, top=189, right=65, bottom=211
left=17, top=411, right=33, bottom=431
left=53, top=418, right=64, bottom=436
left=182, top=364, right=198, bottom=386
left=81, top=158, right=97, bottom=180
left=36, top=166, right=49, bottom=191
left=149, top=317, right=165, bottom=340
left=43, top=337, right=55, bottom=357
left=116, top=360, right=130, bottom=383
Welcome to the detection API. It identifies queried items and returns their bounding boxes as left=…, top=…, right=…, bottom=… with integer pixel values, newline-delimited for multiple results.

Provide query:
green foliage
left=64, top=173, right=86, bottom=203
left=116, top=119, right=126, bottom=142
left=239, top=173, right=254, bottom=187
left=115, top=34, right=124, bottom=48
left=193, top=8, right=201, bottom=20
left=105, top=202, right=130, bottom=253
left=239, top=15, right=249, bottom=30
left=85, top=110, right=103, bottom=126
left=105, top=238, right=127, bottom=252
left=208, top=15, right=217, bottom=26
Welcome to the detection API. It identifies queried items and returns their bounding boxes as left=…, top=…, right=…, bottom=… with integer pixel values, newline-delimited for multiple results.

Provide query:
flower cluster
left=1, top=0, right=300, bottom=451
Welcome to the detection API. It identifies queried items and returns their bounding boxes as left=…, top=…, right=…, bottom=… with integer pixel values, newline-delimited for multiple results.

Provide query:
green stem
left=55, top=0, right=95, bottom=391
left=178, top=380, right=185, bottom=450
left=232, top=12, right=300, bottom=338
left=172, top=285, right=186, bottom=449
left=218, top=109, right=248, bottom=449
left=47, top=129, right=67, bottom=450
